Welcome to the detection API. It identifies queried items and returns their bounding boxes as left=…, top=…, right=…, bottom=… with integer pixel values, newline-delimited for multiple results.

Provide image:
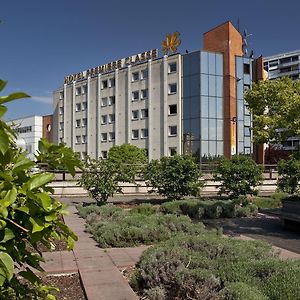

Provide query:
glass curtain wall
left=182, top=51, right=224, bottom=162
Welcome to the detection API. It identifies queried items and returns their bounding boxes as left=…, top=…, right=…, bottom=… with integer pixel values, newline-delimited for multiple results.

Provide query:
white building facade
left=9, top=116, right=43, bottom=160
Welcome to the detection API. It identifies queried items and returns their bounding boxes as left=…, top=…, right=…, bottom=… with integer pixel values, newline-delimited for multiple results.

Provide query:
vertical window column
left=177, top=55, right=182, bottom=155
left=97, top=73, right=102, bottom=159
left=114, top=69, right=119, bottom=145
left=163, top=55, right=168, bottom=156
left=72, top=82, right=76, bottom=149
left=147, top=59, right=152, bottom=161
left=63, top=83, right=67, bottom=145
left=127, top=65, right=132, bottom=143
left=86, top=77, right=91, bottom=155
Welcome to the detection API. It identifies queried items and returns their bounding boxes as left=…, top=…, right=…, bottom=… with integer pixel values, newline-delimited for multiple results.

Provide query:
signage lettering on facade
left=64, top=49, right=158, bottom=84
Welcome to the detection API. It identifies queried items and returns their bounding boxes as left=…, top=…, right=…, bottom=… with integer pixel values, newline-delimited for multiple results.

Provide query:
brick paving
left=41, top=205, right=145, bottom=299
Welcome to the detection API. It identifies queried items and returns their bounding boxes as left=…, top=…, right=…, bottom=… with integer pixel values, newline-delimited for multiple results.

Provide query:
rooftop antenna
left=243, top=28, right=254, bottom=58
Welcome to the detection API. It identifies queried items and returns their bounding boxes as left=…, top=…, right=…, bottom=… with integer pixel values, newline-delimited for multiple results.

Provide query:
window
left=75, top=87, right=81, bottom=95
left=168, top=83, right=177, bottom=95
left=82, top=102, right=87, bottom=111
left=168, top=104, right=177, bottom=115
left=82, top=135, right=87, bottom=144
left=132, top=72, right=139, bottom=81
left=132, top=91, right=139, bottom=101
left=75, top=103, right=81, bottom=112
left=109, top=78, right=115, bottom=87
left=243, top=63, right=250, bottom=74
left=59, top=107, right=64, bottom=115
left=75, top=119, right=81, bottom=128
left=101, top=80, right=108, bottom=89
left=109, top=132, right=115, bottom=141
left=141, top=128, right=148, bottom=139
left=75, top=136, right=81, bottom=144
left=168, top=62, right=177, bottom=73
left=141, top=69, right=148, bottom=79
left=82, top=85, right=87, bottom=94
left=101, top=151, right=108, bottom=159
left=59, top=122, right=64, bottom=131
left=244, top=84, right=250, bottom=91
left=101, top=133, right=107, bottom=142
left=141, top=109, right=148, bottom=119
left=82, top=118, right=87, bottom=127
left=101, top=97, right=108, bottom=107
left=108, top=96, right=115, bottom=105
left=168, top=125, right=177, bottom=136
left=169, top=147, right=177, bottom=156
left=132, top=110, right=139, bottom=120
left=141, top=89, right=148, bottom=100
left=59, top=91, right=64, bottom=99
left=132, top=129, right=139, bottom=139
left=101, top=115, right=107, bottom=124
left=59, top=137, right=63, bottom=143
left=108, top=114, right=115, bottom=123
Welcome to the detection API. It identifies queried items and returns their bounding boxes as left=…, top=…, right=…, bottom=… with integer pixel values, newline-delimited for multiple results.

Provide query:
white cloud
left=30, top=96, right=52, bottom=104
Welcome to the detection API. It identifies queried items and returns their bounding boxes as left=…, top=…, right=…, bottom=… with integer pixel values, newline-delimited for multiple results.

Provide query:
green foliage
left=160, top=199, right=258, bottom=219
left=251, top=193, right=287, bottom=210
left=277, top=158, right=300, bottom=194
left=244, top=77, right=300, bottom=144
left=144, top=155, right=203, bottom=199
left=77, top=204, right=204, bottom=247
left=0, top=80, right=78, bottom=299
left=214, top=155, right=263, bottom=199
left=35, top=138, right=82, bottom=176
left=132, top=233, right=277, bottom=299
left=108, top=144, right=147, bottom=182
left=78, top=157, right=122, bottom=205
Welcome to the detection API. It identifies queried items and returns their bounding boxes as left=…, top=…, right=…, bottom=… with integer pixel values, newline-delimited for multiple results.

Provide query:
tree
left=144, top=155, right=203, bottom=200
left=36, top=138, right=82, bottom=176
left=214, top=155, right=263, bottom=199
left=277, top=158, right=300, bottom=195
left=0, top=80, right=78, bottom=298
left=244, top=77, right=300, bottom=144
left=108, top=144, right=147, bottom=182
left=78, top=157, right=122, bottom=204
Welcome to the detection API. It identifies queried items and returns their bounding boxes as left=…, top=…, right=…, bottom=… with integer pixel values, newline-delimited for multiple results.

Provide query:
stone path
left=42, top=206, right=146, bottom=300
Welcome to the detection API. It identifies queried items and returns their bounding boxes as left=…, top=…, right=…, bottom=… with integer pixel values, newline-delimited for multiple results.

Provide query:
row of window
left=101, top=132, right=115, bottom=142
left=75, top=118, right=87, bottom=128
left=132, top=109, right=148, bottom=120
left=76, top=85, right=88, bottom=96
left=14, top=126, right=32, bottom=134
left=75, top=102, right=88, bottom=112
left=101, top=114, right=115, bottom=124
left=75, top=135, right=87, bottom=144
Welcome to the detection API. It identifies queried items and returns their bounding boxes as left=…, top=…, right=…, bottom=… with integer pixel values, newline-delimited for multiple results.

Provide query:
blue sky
left=2, top=0, right=300, bottom=120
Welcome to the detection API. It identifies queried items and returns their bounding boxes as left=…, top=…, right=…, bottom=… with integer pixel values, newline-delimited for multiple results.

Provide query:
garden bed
left=42, top=273, right=86, bottom=300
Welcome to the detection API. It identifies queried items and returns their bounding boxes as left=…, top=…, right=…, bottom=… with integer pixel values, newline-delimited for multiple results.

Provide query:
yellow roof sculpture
left=162, top=31, right=181, bottom=55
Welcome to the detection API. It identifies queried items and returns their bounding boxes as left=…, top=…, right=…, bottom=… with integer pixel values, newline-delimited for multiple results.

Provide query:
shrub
left=251, top=195, right=284, bottom=210
left=225, top=282, right=268, bottom=300
left=160, top=199, right=258, bottom=220
left=129, top=203, right=159, bottom=216
left=79, top=204, right=205, bottom=247
left=277, top=158, right=300, bottom=194
left=214, top=155, right=263, bottom=198
left=144, top=155, right=203, bottom=199
left=78, top=157, right=122, bottom=205
left=108, top=144, right=147, bottom=182
left=0, top=81, right=78, bottom=298
left=132, top=233, right=276, bottom=299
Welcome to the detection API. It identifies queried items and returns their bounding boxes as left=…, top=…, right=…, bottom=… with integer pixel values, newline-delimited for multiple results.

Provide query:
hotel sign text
left=64, top=49, right=158, bottom=84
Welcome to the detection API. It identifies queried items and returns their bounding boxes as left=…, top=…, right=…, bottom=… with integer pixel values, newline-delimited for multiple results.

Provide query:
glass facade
left=236, top=57, right=253, bottom=154
left=182, top=51, right=224, bottom=161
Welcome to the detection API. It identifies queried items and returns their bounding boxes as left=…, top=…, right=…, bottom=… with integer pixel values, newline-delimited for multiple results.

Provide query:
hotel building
left=53, top=21, right=264, bottom=162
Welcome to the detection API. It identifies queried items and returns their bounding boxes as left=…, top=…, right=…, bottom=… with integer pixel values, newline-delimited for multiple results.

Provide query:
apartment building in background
left=264, top=50, right=300, bottom=151
left=53, top=21, right=264, bottom=162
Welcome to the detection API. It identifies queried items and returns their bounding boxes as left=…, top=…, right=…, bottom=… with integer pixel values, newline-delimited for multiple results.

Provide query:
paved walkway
left=42, top=206, right=146, bottom=300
